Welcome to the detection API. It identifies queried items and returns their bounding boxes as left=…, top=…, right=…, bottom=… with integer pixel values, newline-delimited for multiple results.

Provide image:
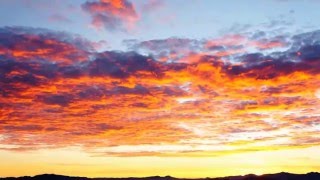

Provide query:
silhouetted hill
left=213, top=172, right=320, bottom=180
left=1, top=172, right=320, bottom=180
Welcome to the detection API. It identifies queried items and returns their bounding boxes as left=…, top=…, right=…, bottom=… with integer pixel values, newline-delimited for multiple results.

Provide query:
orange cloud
left=82, top=0, right=138, bottom=31
left=0, top=27, right=320, bottom=158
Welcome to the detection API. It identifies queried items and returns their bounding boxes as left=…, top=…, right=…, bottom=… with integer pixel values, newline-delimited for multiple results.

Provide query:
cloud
left=3, top=125, right=43, bottom=132
left=48, top=14, right=72, bottom=23
left=0, top=26, right=320, bottom=157
left=87, top=51, right=161, bottom=78
left=124, top=32, right=289, bottom=63
left=123, top=38, right=202, bottom=62
left=0, top=27, right=93, bottom=64
left=81, top=0, right=139, bottom=32
left=141, top=0, right=165, bottom=13
left=38, top=94, right=73, bottom=106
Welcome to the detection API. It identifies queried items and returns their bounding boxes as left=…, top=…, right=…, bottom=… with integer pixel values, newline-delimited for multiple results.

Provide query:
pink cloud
left=82, top=0, right=139, bottom=32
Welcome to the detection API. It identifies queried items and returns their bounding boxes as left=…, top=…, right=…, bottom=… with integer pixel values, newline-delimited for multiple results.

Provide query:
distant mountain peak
left=1, top=172, right=320, bottom=180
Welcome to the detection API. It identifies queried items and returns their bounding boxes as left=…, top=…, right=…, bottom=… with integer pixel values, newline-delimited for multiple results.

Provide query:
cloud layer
left=0, top=26, right=320, bottom=156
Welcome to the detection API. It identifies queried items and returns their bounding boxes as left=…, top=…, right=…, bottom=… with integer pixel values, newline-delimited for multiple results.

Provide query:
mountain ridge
left=1, top=172, right=320, bottom=180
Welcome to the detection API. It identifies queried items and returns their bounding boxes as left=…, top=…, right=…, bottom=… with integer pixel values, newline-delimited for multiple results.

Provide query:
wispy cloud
left=48, top=14, right=72, bottom=23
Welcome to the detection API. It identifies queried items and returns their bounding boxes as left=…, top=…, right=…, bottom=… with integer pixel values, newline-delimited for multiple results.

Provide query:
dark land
left=1, top=172, right=320, bottom=180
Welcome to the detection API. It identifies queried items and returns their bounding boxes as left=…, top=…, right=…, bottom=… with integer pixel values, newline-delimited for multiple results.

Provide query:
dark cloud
left=76, top=85, right=107, bottom=100
left=38, top=94, right=73, bottom=106
left=74, top=84, right=153, bottom=100
left=0, top=26, right=93, bottom=50
left=94, top=123, right=122, bottom=131
left=298, top=44, right=320, bottom=62
left=222, top=30, right=320, bottom=78
left=0, top=26, right=92, bottom=64
left=3, top=125, right=43, bottom=131
left=88, top=51, right=162, bottom=78
left=109, top=84, right=150, bottom=95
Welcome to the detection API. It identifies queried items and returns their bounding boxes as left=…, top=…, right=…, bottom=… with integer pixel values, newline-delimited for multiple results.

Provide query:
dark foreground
left=1, top=172, right=320, bottom=180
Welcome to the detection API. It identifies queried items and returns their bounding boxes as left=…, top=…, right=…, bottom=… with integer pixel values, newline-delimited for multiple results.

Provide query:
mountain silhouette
left=1, top=172, right=320, bottom=180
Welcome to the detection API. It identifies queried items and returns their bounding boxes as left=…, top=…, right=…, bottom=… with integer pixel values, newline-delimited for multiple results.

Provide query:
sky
left=0, top=0, right=320, bottom=178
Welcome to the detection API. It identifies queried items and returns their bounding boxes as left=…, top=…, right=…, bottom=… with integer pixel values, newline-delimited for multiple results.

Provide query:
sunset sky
left=0, top=0, right=320, bottom=178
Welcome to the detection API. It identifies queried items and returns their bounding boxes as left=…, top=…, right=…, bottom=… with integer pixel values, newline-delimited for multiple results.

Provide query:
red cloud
left=82, top=0, right=139, bottom=31
left=1, top=27, right=320, bottom=157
